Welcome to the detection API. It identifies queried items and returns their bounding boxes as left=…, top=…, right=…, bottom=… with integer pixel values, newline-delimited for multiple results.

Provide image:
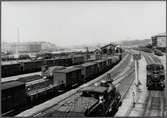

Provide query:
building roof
left=152, top=32, right=166, bottom=37
left=101, top=43, right=117, bottom=49
left=2, top=80, right=25, bottom=90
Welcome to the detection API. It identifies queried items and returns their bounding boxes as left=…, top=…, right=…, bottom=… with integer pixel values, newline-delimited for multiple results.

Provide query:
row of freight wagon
left=2, top=55, right=86, bottom=78
left=2, top=55, right=121, bottom=116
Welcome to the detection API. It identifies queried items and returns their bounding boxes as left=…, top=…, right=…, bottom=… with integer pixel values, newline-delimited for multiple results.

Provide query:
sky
left=1, top=1, right=166, bottom=47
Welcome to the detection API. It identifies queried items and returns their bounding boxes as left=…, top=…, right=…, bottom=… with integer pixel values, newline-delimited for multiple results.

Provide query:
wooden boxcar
left=21, top=60, right=44, bottom=73
left=75, top=62, right=98, bottom=82
left=72, top=55, right=85, bottom=65
left=2, top=63, right=22, bottom=77
left=1, top=81, right=26, bottom=115
left=52, top=67, right=82, bottom=89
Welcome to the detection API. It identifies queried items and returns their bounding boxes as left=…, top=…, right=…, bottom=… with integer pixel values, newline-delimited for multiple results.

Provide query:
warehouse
left=152, top=32, right=166, bottom=52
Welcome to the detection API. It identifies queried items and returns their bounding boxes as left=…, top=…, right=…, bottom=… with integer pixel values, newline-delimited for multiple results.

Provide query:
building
left=100, top=43, right=117, bottom=55
left=16, top=42, right=42, bottom=53
left=151, top=32, right=166, bottom=51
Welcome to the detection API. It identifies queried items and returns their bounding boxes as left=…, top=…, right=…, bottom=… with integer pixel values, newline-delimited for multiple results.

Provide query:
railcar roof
left=18, top=74, right=42, bottom=83
left=2, top=80, right=25, bottom=90
left=94, top=60, right=105, bottom=63
left=80, top=62, right=96, bottom=67
left=73, top=55, right=84, bottom=57
left=2, top=62, right=19, bottom=66
left=56, top=67, right=81, bottom=73
left=47, top=66, right=65, bottom=73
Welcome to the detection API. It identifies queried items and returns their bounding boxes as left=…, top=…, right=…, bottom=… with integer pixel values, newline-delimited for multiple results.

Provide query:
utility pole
left=86, top=47, right=89, bottom=62
left=16, top=27, right=20, bottom=61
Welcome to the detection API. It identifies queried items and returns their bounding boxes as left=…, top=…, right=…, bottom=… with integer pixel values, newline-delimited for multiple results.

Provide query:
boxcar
left=75, top=62, right=98, bottom=82
left=111, top=56, right=120, bottom=65
left=52, top=67, right=82, bottom=89
left=1, top=81, right=26, bottom=115
left=2, top=63, right=22, bottom=77
left=106, top=57, right=113, bottom=68
left=45, top=59, right=56, bottom=67
left=72, top=55, right=85, bottom=65
left=62, top=57, right=73, bottom=66
left=94, top=60, right=106, bottom=73
left=21, top=60, right=44, bottom=73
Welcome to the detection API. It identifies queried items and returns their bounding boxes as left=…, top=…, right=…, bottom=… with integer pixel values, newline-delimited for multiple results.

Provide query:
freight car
left=2, top=81, right=26, bottom=116
left=75, top=62, right=98, bottom=83
left=2, top=53, right=121, bottom=78
left=51, top=67, right=82, bottom=89
left=1, top=57, right=73, bottom=78
left=94, top=59, right=108, bottom=74
left=146, top=64, right=165, bottom=90
left=72, top=55, right=85, bottom=65
left=2, top=63, right=22, bottom=77
left=20, top=60, right=44, bottom=73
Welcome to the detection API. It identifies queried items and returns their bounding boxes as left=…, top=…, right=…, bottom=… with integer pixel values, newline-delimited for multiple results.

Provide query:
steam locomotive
left=146, top=64, right=165, bottom=90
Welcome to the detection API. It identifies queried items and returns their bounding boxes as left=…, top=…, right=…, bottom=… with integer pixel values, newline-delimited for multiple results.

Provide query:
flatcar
left=146, top=64, right=165, bottom=90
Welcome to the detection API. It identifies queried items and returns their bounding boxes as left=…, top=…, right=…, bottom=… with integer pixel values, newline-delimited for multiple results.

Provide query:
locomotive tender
left=39, top=80, right=122, bottom=117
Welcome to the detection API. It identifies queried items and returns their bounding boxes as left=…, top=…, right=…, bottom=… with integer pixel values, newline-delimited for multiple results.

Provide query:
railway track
left=17, top=53, right=135, bottom=117
left=140, top=51, right=165, bottom=117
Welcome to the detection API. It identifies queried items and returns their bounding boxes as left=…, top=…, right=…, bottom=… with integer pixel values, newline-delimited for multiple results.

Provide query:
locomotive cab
left=146, top=64, right=165, bottom=90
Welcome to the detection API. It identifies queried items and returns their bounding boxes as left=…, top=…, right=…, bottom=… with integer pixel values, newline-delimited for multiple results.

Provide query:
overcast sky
left=2, top=1, right=166, bottom=47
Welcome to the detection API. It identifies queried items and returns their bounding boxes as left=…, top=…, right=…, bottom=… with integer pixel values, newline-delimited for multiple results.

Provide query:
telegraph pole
left=86, top=47, right=89, bottom=62
left=16, top=27, right=20, bottom=61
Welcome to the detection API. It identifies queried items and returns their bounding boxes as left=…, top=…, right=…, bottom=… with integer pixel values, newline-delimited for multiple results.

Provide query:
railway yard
left=2, top=1, right=166, bottom=117
left=1, top=48, right=166, bottom=117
